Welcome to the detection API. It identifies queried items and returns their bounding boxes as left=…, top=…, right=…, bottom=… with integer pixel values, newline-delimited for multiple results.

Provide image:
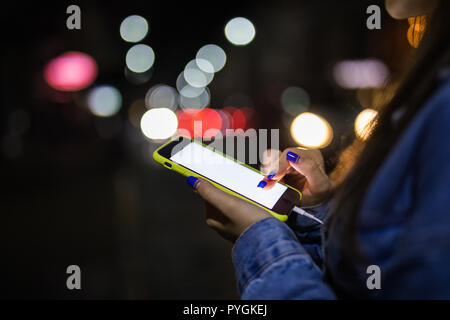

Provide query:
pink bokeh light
left=44, top=52, right=98, bottom=91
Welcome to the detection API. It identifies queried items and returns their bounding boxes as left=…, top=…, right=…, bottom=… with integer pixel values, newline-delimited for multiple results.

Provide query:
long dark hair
left=329, top=0, right=450, bottom=260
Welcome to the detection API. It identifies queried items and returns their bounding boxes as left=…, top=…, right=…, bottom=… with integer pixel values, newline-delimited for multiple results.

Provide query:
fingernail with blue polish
left=286, top=151, right=300, bottom=163
left=187, top=176, right=199, bottom=190
left=267, top=171, right=277, bottom=179
left=257, top=180, right=267, bottom=188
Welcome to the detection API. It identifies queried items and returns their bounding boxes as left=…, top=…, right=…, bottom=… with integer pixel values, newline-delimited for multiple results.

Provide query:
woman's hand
left=187, top=177, right=271, bottom=243
left=260, top=147, right=333, bottom=207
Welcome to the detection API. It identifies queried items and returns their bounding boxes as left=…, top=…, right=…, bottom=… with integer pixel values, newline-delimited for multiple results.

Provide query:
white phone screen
left=170, top=141, right=287, bottom=209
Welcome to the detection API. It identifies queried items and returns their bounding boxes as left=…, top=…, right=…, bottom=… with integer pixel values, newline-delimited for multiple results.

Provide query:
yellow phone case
left=153, top=137, right=301, bottom=222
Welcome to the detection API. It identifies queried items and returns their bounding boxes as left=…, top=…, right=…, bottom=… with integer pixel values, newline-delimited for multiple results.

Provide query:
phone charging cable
left=292, top=206, right=324, bottom=224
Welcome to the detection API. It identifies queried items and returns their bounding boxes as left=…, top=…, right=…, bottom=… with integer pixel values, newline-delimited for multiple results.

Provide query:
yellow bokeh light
left=290, top=112, right=333, bottom=149
left=354, top=108, right=378, bottom=140
left=140, top=108, right=178, bottom=140
left=407, top=16, right=426, bottom=48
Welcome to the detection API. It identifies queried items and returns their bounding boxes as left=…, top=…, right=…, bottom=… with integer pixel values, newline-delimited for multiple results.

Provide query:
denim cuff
left=232, top=217, right=307, bottom=294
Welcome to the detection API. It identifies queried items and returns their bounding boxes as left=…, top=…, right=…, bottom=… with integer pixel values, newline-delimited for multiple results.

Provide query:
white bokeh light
left=333, top=59, right=389, bottom=89
left=126, top=44, right=155, bottom=73
left=179, top=87, right=210, bottom=109
left=225, top=17, right=256, bottom=46
left=145, top=85, right=178, bottom=110
left=140, top=108, right=178, bottom=140
left=290, top=112, right=333, bottom=148
left=180, top=85, right=205, bottom=98
left=176, top=72, right=205, bottom=98
left=195, top=58, right=215, bottom=74
left=196, top=44, right=226, bottom=73
left=88, top=85, right=122, bottom=117
left=120, top=15, right=149, bottom=43
left=184, top=60, right=213, bottom=88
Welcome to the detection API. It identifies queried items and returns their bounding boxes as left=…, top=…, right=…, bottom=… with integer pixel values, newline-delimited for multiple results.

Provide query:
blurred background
left=1, top=0, right=417, bottom=298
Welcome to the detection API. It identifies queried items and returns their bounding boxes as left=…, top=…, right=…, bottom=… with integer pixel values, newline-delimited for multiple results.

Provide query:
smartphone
left=153, top=136, right=301, bottom=221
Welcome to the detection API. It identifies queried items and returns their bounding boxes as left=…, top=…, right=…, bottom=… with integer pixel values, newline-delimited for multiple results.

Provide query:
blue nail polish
left=257, top=180, right=267, bottom=188
left=267, top=171, right=277, bottom=179
left=286, top=151, right=300, bottom=163
left=187, top=176, right=199, bottom=189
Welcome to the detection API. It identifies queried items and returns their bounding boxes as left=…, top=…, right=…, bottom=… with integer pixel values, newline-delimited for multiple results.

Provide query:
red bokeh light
left=176, top=108, right=222, bottom=139
left=217, top=109, right=232, bottom=134
left=241, top=107, right=257, bottom=129
left=44, top=52, right=98, bottom=91
left=176, top=108, right=197, bottom=137
left=223, top=106, right=248, bottom=133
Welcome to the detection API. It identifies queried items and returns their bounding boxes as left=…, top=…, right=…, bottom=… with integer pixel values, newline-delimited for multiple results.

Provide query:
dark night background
left=1, top=0, right=412, bottom=298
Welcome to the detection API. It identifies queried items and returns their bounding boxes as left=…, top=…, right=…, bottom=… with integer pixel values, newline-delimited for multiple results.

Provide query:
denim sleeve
left=287, top=201, right=330, bottom=268
left=232, top=217, right=336, bottom=299
left=380, top=94, right=450, bottom=299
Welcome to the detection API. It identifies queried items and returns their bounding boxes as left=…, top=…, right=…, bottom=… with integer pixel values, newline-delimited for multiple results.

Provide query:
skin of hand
left=260, top=148, right=333, bottom=207
left=189, top=147, right=332, bottom=242
left=191, top=178, right=271, bottom=243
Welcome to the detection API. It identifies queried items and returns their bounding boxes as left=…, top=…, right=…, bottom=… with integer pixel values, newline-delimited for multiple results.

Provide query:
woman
left=187, top=0, right=450, bottom=299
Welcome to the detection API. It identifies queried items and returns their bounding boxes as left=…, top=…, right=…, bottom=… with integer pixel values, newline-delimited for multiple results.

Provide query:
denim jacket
left=232, top=76, right=450, bottom=299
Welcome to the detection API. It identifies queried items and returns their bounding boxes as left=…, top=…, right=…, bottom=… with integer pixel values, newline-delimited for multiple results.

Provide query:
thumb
left=188, top=177, right=240, bottom=217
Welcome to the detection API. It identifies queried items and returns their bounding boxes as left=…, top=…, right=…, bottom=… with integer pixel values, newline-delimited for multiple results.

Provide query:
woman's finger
left=188, top=176, right=271, bottom=242
left=270, top=147, right=307, bottom=181
left=257, top=178, right=278, bottom=190
left=188, top=177, right=242, bottom=219
left=285, top=151, right=331, bottom=194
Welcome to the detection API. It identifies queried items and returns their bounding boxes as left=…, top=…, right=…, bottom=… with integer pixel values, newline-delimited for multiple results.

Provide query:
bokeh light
left=176, top=72, right=205, bottom=98
left=223, top=106, right=246, bottom=131
left=354, top=108, right=378, bottom=140
left=241, top=107, right=257, bottom=129
left=184, top=60, right=214, bottom=88
left=179, top=85, right=205, bottom=98
left=217, top=109, right=233, bottom=134
left=193, top=108, right=222, bottom=139
left=179, top=87, right=210, bottom=110
left=176, top=109, right=197, bottom=137
left=196, top=44, right=226, bottom=73
left=140, top=108, right=178, bottom=140
left=281, top=86, right=310, bottom=116
left=87, top=85, right=122, bottom=117
left=145, top=84, right=178, bottom=110
left=290, top=112, right=333, bottom=148
left=333, top=59, right=389, bottom=89
left=176, top=108, right=222, bottom=138
left=224, top=17, right=256, bottom=46
left=44, top=52, right=97, bottom=91
left=407, top=16, right=426, bottom=48
left=126, top=44, right=155, bottom=73
left=120, top=15, right=149, bottom=43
